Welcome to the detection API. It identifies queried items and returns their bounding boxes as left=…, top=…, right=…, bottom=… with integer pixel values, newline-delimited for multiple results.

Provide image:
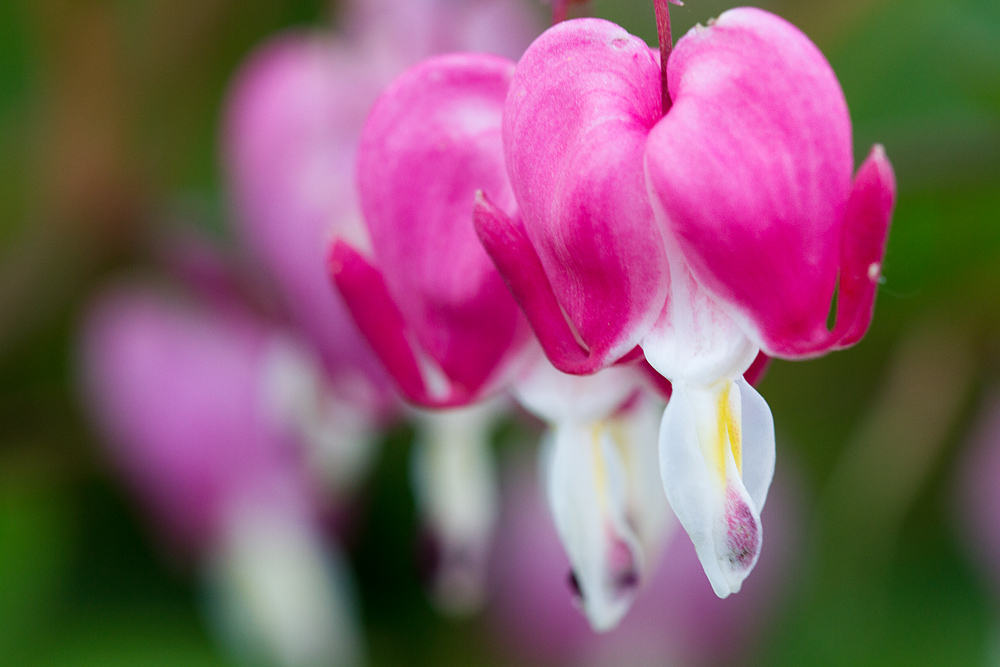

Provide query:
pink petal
left=743, top=351, right=772, bottom=387
left=475, top=193, right=597, bottom=374
left=828, top=144, right=897, bottom=350
left=328, top=240, right=435, bottom=406
left=645, top=8, right=854, bottom=358
left=356, top=53, right=526, bottom=402
left=502, top=19, right=669, bottom=372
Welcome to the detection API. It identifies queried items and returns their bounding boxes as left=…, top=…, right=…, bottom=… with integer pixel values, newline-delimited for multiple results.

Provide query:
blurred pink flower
left=80, top=281, right=315, bottom=551
left=80, top=281, right=365, bottom=666
left=223, top=0, right=539, bottom=413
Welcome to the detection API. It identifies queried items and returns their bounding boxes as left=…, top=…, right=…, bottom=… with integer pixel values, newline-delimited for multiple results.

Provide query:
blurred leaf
left=829, top=0, right=1000, bottom=188
left=29, top=612, right=227, bottom=667
left=0, top=468, right=72, bottom=656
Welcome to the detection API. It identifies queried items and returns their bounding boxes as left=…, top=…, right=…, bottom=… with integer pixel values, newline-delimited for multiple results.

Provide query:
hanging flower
left=222, top=0, right=540, bottom=475
left=476, top=6, right=896, bottom=597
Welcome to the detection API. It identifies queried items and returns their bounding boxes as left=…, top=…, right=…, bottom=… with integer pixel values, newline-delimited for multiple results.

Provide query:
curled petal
left=356, top=53, right=526, bottom=401
left=645, top=8, right=855, bottom=357
left=828, top=144, right=897, bottom=350
left=503, top=18, right=669, bottom=371
left=743, top=351, right=772, bottom=387
left=328, top=240, right=434, bottom=405
left=659, top=379, right=774, bottom=597
left=475, top=193, right=597, bottom=374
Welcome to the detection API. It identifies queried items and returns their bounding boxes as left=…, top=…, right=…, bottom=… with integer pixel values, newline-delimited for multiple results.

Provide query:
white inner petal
left=546, top=417, right=644, bottom=631
left=641, top=259, right=758, bottom=387
left=534, top=382, right=672, bottom=632
left=658, top=380, right=771, bottom=598
left=735, top=375, right=776, bottom=511
left=514, top=355, right=640, bottom=424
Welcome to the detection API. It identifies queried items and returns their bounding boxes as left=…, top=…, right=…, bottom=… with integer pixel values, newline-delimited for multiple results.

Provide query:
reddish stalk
left=552, top=0, right=568, bottom=23
left=552, top=0, right=592, bottom=25
left=654, top=0, right=679, bottom=115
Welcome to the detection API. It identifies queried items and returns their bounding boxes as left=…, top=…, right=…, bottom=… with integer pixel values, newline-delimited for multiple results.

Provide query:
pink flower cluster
left=330, top=0, right=895, bottom=628
left=79, top=0, right=896, bottom=657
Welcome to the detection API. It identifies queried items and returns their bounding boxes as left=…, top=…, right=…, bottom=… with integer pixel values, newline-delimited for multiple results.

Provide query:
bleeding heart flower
left=477, top=6, right=896, bottom=597
left=330, top=52, right=531, bottom=408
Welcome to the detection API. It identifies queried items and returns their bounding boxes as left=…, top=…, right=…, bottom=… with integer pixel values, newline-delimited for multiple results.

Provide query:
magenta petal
left=743, top=352, right=772, bottom=387
left=503, top=18, right=669, bottom=371
left=357, top=53, right=525, bottom=401
left=829, top=144, right=897, bottom=349
left=475, top=192, right=602, bottom=375
left=646, top=8, right=854, bottom=357
left=328, top=240, right=433, bottom=406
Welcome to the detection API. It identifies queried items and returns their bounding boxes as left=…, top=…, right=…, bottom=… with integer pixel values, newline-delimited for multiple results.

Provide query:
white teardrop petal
left=545, top=419, right=643, bottom=632
left=736, top=376, right=776, bottom=512
left=411, top=402, right=501, bottom=614
left=659, top=382, right=763, bottom=598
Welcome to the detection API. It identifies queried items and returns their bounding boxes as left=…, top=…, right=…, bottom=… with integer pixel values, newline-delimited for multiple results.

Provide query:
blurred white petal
left=205, top=502, right=364, bottom=667
left=261, top=337, right=381, bottom=494
left=411, top=400, right=502, bottom=614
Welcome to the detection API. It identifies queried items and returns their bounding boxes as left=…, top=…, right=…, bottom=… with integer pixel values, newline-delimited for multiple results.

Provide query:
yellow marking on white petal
left=724, top=384, right=742, bottom=477
left=714, top=383, right=742, bottom=482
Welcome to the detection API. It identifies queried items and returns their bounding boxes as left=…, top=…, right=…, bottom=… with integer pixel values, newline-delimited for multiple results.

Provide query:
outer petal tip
left=475, top=192, right=605, bottom=376
left=327, top=239, right=435, bottom=405
left=828, top=144, right=897, bottom=349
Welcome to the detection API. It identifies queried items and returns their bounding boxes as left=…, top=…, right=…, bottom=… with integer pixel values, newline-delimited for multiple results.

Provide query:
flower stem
left=552, top=0, right=592, bottom=24
left=552, top=0, right=568, bottom=24
left=654, top=0, right=676, bottom=115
